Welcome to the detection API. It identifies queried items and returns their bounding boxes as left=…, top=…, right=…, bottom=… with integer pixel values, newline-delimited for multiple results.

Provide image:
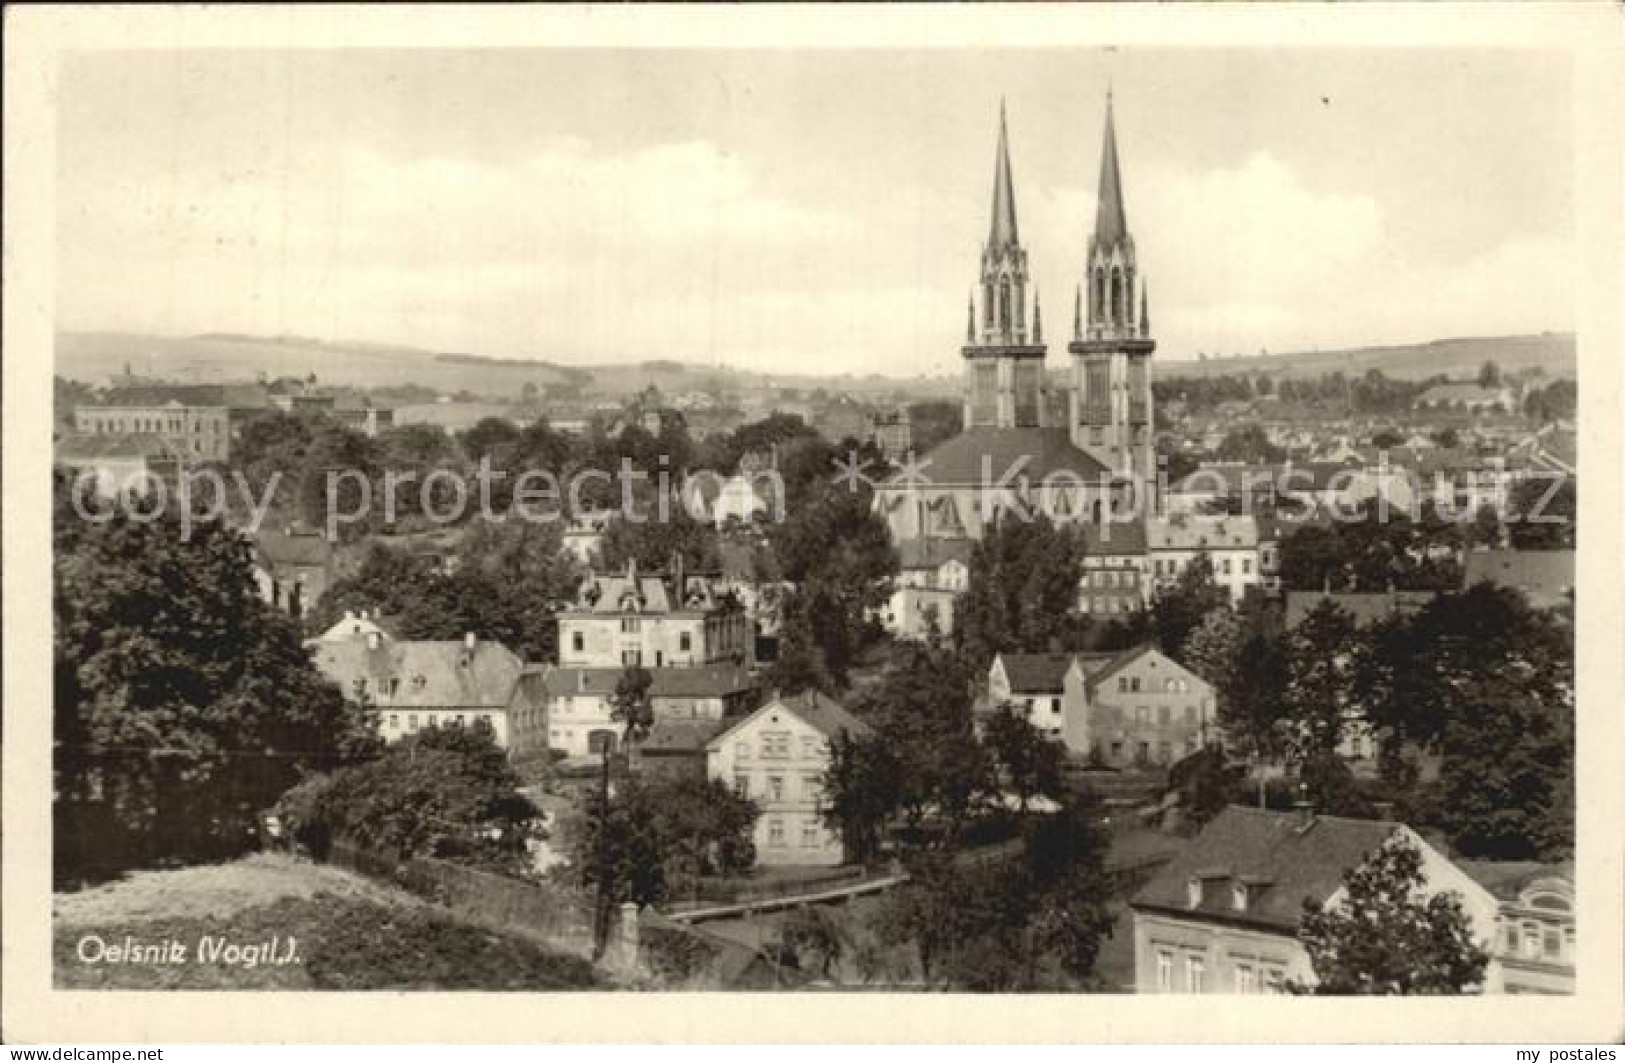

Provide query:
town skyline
left=58, top=49, right=1573, bottom=379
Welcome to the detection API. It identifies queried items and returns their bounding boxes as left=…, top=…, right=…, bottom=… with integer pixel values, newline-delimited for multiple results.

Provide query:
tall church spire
left=989, top=98, right=1020, bottom=250
left=1094, top=89, right=1128, bottom=251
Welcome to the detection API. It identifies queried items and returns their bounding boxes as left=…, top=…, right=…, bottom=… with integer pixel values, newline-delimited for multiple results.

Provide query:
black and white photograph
left=6, top=2, right=1623, bottom=1048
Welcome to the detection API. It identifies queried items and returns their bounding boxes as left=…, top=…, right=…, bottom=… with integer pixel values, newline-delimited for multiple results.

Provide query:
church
left=875, top=92, right=1157, bottom=543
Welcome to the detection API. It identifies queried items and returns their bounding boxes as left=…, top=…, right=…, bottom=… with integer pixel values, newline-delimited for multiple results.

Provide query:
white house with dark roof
left=252, top=527, right=336, bottom=619
left=1130, top=806, right=1500, bottom=994
left=706, top=690, right=872, bottom=867
left=558, top=559, right=752, bottom=669
left=883, top=538, right=975, bottom=639
left=311, top=632, right=524, bottom=748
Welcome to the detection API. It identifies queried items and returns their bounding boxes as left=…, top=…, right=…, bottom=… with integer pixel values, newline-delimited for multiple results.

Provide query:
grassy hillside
left=56, top=329, right=1575, bottom=400
left=53, top=853, right=601, bottom=990
left=1158, top=332, right=1575, bottom=382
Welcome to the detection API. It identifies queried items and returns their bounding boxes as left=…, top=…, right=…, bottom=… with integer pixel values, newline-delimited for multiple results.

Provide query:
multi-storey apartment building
left=557, top=560, right=752, bottom=669
left=706, top=691, right=871, bottom=867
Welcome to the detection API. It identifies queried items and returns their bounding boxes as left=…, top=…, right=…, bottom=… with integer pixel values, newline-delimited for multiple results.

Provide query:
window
left=801, top=822, right=821, bottom=848
left=411, top=675, right=426, bottom=691
left=768, top=775, right=785, bottom=801
left=1157, top=706, right=1171, bottom=725
left=1543, top=928, right=1562, bottom=959
left=735, top=740, right=749, bottom=760
left=621, top=649, right=642, bottom=666
left=620, top=617, right=641, bottom=633
left=1051, top=697, right=1062, bottom=715
left=679, top=632, right=692, bottom=653
left=1131, top=677, right=1142, bottom=693
left=387, top=713, right=400, bottom=731
left=1236, top=964, right=1256, bottom=994
left=1118, top=678, right=1129, bottom=693
left=352, top=678, right=367, bottom=698
left=1222, top=559, right=1232, bottom=575
left=801, top=735, right=820, bottom=758
left=1165, top=678, right=1176, bottom=693
left=1185, top=955, right=1206, bottom=993
left=571, top=632, right=584, bottom=653
left=761, top=731, right=791, bottom=759
left=407, top=714, right=419, bottom=731
left=767, top=819, right=786, bottom=847
left=1156, top=950, right=1174, bottom=992
left=1262, top=968, right=1284, bottom=995
left=1135, top=707, right=1152, bottom=726
left=733, top=774, right=749, bottom=797
left=1242, top=559, right=1253, bottom=575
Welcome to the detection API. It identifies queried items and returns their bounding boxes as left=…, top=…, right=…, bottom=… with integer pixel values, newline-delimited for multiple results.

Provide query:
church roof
left=887, top=427, right=1112, bottom=487
left=1094, top=91, right=1129, bottom=250
left=988, top=99, right=1020, bottom=251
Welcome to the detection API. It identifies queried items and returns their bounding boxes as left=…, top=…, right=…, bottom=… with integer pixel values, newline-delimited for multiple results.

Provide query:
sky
left=56, top=49, right=1574, bottom=378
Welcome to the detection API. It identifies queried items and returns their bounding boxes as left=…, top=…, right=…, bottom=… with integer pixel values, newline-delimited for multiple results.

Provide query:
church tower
left=963, top=101, right=1047, bottom=430
left=1069, top=90, right=1155, bottom=487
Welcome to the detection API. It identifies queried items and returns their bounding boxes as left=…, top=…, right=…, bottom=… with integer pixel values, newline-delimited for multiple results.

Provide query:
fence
left=327, top=838, right=595, bottom=956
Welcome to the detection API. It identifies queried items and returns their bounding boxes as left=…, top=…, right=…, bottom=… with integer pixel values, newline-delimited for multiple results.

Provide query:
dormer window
left=1187, top=877, right=1203, bottom=908
left=1231, top=882, right=1248, bottom=911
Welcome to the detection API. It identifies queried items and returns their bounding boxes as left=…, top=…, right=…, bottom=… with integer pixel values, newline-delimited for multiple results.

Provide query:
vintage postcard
left=5, top=3, right=1623, bottom=1046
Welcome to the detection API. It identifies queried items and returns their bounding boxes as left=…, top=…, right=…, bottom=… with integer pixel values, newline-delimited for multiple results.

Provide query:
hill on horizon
left=55, top=329, right=1575, bottom=402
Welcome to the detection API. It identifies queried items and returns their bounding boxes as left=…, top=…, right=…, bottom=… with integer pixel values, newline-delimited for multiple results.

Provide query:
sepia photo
left=6, top=3, right=1623, bottom=1046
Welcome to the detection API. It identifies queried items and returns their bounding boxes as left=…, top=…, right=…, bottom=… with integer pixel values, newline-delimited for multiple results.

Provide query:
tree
left=955, top=515, right=1087, bottom=672
left=1478, top=359, right=1502, bottom=388
left=1370, top=427, right=1403, bottom=450
left=1296, top=834, right=1488, bottom=995
left=1214, top=425, right=1286, bottom=464
left=460, top=416, right=522, bottom=466
left=634, top=775, right=759, bottom=896
left=1507, top=475, right=1575, bottom=550
left=983, top=707, right=1063, bottom=814
left=610, top=665, right=655, bottom=749
left=1150, top=553, right=1228, bottom=660
left=820, top=731, right=903, bottom=865
left=869, top=796, right=1115, bottom=990
left=299, top=721, right=537, bottom=874
left=1277, top=599, right=1362, bottom=766
left=54, top=505, right=378, bottom=883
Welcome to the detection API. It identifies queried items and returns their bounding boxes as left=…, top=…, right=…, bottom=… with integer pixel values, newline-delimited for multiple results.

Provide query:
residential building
left=1064, top=645, right=1215, bottom=766
left=634, top=718, right=730, bottom=783
left=561, top=510, right=615, bottom=566
left=872, top=94, right=1157, bottom=544
left=1079, top=521, right=1152, bottom=612
left=252, top=527, right=335, bottom=619
left=558, top=559, right=752, bottom=669
left=706, top=691, right=873, bottom=867
left=311, top=633, right=524, bottom=748
left=682, top=470, right=779, bottom=527
left=75, top=383, right=272, bottom=463
left=1460, top=862, right=1576, bottom=995
left=987, top=652, right=1091, bottom=741
left=1147, top=515, right=1264, bottom=604
left=868, top=406, right=913, bottom=458
left=54, top=432, right=183, bottom=498
left=534, top=663, right=757, bottom=759
left=883, top=538, right=974, bottom=639
left=1463, top=549, right=1575, bottom=612
left=1130, top=806, right=1500, bottom=994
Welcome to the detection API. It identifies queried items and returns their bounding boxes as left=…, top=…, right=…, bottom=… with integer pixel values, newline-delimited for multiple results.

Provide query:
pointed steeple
left=1094, top=89, right=1128, bottom=250
left=988, top=98, right=1020, bottom=251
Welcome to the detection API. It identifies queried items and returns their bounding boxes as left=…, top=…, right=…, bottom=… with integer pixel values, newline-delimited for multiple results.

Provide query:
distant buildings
left=1130, top=806, right=1501, bottom=994
left=706, top=690, right=871, bottom=867
left=1147, top=515, right=1267, bottom=604
left=1460, top=861, right=1576, bottom=994
left=867, top=407, right=913, bottom=458
left=531, top=662, right=757, bottom=758
left=1414, top=381, right=1518, bottom=414
left=1282, top=589, right=1436, bottom=631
